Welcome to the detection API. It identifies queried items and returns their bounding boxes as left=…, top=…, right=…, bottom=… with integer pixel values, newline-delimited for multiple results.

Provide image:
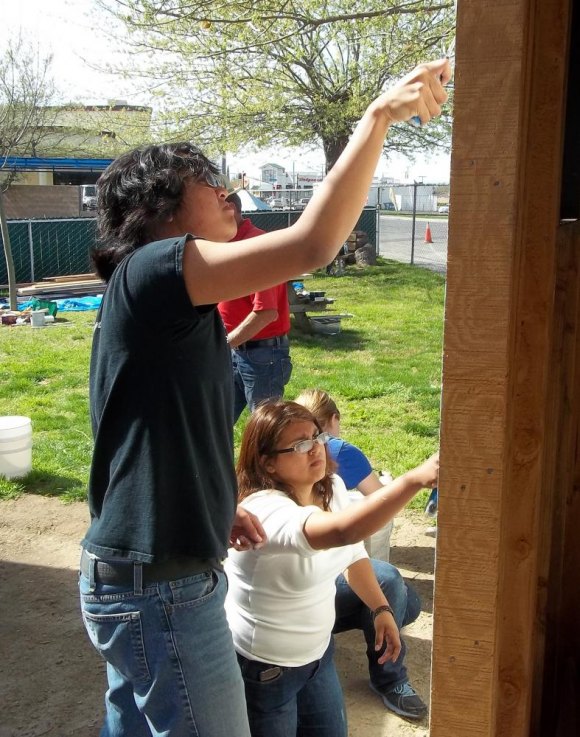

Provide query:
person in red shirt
left=218, top=193, right=292, bottom=422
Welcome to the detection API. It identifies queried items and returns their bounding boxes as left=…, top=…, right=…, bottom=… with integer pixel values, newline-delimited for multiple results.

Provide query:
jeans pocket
left=166, top=569, right=220, bottom=610
left=81, top=609, right=151, bottom=684
left=244, top=347, right=274, bottom=368
left=281, top=356, right=292, bottom=386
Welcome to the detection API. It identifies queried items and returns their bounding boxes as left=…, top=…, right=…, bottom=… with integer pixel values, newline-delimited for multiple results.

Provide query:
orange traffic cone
left=424, top=222, right=433, bottom=244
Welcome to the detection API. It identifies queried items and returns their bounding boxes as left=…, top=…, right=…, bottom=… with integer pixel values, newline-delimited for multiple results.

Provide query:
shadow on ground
left=0, top=560, right=103, bottom=737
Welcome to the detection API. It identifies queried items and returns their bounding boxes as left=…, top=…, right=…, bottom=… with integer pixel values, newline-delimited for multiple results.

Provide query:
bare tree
left=0, top=37, right=56, bottom=310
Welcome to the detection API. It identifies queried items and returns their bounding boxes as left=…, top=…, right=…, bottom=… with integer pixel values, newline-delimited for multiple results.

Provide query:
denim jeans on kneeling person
left=231, top=343, right=292, bottom=422
left=236, top=637, right=347, bottom=737
left=79, top=565, right=251, bottom=737
left=333, top=558, right=421, bottom=690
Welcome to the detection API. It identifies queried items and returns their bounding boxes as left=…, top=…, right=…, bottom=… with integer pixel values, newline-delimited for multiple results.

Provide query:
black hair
left=91, top=142, right=220, bottom=281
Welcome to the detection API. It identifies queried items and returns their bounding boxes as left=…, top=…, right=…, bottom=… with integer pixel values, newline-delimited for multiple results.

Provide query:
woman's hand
left=409, top=452, right=439, bottom=490
left=374, top=610, right=402, bottom=664
left=229, top=506, right=267, bottom=551
left=373, top=58, right=452, bottom=127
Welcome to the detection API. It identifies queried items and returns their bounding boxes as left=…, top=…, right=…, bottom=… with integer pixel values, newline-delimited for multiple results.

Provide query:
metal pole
left=375, top=186, right=381, bottom=257
left=410, top=181, right=418, bottom=265
left=28, top=220, right=35, bottom=283
left=0, top=189, right=18, bottom=310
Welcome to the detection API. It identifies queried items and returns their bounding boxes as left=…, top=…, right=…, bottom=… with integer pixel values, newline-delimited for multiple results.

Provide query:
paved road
left=378, top=215, right=448, bottom=274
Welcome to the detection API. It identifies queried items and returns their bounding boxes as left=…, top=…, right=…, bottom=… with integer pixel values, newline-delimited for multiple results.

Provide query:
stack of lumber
left=17, top=273, right=105, bottom=300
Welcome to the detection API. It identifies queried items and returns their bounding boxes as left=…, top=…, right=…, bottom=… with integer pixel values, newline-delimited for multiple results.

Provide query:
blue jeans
left=333, top=559, right=421, bottom=690
left=231, top=343, right=292, bottom=422
left=79, top=564, right=251, bottom=737
left=237, top=638, right=347, bottom=737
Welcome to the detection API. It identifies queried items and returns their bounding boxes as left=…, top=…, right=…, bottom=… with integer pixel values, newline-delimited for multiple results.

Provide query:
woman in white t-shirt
left=225, top=401, right=438, bottom=737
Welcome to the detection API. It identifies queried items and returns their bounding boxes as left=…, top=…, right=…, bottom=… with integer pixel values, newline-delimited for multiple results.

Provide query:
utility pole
left=0, top=188, right=18, bottom=310
left=410, top=181, right=418, bottom=266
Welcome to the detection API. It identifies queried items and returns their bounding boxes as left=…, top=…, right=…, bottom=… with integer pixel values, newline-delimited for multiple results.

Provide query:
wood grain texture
left=432, top=0, right=573, bottom=736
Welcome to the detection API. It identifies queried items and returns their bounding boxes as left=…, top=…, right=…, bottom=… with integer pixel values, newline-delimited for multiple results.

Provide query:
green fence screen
left=1, top=208, right=376, bottom=285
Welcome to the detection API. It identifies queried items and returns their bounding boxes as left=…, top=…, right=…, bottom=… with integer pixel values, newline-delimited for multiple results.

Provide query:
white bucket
left=30, top=311, right=46, bottom=328
left=0, top=416, right=33, bottom=479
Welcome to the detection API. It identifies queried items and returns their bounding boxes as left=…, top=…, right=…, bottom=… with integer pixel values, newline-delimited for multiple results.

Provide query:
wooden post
left=432, top=1, right=574, bottom=735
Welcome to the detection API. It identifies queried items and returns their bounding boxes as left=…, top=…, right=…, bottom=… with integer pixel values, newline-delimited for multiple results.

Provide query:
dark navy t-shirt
left=82, top=236, right=236, bottom=563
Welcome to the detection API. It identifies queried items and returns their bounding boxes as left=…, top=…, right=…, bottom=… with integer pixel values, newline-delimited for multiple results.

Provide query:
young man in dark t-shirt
left=79, top=59, right=449, bottom=737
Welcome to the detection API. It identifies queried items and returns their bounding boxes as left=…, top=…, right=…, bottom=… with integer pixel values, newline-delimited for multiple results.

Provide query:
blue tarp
left=17, top=295, right=103, bottom=312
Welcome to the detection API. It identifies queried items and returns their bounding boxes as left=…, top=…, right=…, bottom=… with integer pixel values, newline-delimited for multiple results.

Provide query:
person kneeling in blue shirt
left=295, top=389, right=429, bottom=721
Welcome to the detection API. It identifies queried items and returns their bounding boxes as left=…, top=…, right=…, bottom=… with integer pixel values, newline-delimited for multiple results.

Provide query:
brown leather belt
left=80, top=548, right=216, bottom=586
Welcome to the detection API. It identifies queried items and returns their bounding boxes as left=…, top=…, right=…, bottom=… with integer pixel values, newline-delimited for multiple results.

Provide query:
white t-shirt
left=224, top=475, right=368, bottom=667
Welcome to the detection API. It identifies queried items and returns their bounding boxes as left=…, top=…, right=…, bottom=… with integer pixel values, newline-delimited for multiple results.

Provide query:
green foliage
left=0, top=313, right=94, bottom=501
left=0, top=37, right=56, bottom=166
left=0, top=260, right=443, bottom=509
left=234, top=259, right=444, bottom=509
left=101, top=0, right=455, bottom=167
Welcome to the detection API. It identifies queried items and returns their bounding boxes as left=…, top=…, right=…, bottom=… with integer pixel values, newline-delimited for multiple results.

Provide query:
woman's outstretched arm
left=303, top=453, right=439, bottom=550
left=184, top=58, right=452, bottom=305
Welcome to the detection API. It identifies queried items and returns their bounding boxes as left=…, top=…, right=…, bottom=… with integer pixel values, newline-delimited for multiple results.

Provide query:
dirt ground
left=0, top=496, right=436, bottom=737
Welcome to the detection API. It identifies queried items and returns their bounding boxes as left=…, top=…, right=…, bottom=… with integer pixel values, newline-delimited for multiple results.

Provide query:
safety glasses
left=271, top=432, right=331, bottom=455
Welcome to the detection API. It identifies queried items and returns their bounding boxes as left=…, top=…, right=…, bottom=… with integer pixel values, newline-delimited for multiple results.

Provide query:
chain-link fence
left=0, top=182, right=448, bottom=284
left=248, top=207, right=376, bottom=248
left=0, top=218, right=98, bottom=284
left=374, top=182, right=449, bottom=273
left=1, top=207, right=376, bottom=285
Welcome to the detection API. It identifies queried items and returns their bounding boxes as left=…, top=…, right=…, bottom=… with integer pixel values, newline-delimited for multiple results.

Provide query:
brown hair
left=236, top=401, right=336, bottom=510
left=294, top=389, right=339, bottom=431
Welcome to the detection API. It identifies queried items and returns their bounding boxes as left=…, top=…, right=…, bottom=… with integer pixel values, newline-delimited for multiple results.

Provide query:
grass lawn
left=0, top=258, right=445, bottom=507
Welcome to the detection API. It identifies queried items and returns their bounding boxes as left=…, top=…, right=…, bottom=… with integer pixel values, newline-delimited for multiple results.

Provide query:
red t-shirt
left=217, top=218, right=291, bottom=339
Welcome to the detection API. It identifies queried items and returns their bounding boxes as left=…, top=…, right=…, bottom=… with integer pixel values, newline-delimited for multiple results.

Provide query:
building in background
left=1, top=101, right=152, bottom=218
left=389, top=184, right=438, bottom=212
left=3, top=101, right=152, bottom=188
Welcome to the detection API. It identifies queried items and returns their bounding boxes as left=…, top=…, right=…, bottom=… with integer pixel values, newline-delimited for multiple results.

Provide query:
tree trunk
left=323, top=133, right=351, bottom=172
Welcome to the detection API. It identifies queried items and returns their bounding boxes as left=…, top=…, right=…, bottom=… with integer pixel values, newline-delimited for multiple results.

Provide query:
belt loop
left=134, top=562, right=143, bottom=595
left=87, top=552, right=96, bottom=593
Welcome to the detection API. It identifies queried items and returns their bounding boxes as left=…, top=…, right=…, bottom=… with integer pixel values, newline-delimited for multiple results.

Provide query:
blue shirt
left=327, top=437, right=372, bottom=490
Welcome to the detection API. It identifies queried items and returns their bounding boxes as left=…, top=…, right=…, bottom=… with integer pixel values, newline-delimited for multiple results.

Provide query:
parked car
left=296, top=197, right=311, bottom=209
left=81, top=184, right=98, bottom=211
left=268, top=197, right=290, bottom=210
left=383, top=202, right=396, bottom=211
left=438, top=205, right=449, bottom=214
